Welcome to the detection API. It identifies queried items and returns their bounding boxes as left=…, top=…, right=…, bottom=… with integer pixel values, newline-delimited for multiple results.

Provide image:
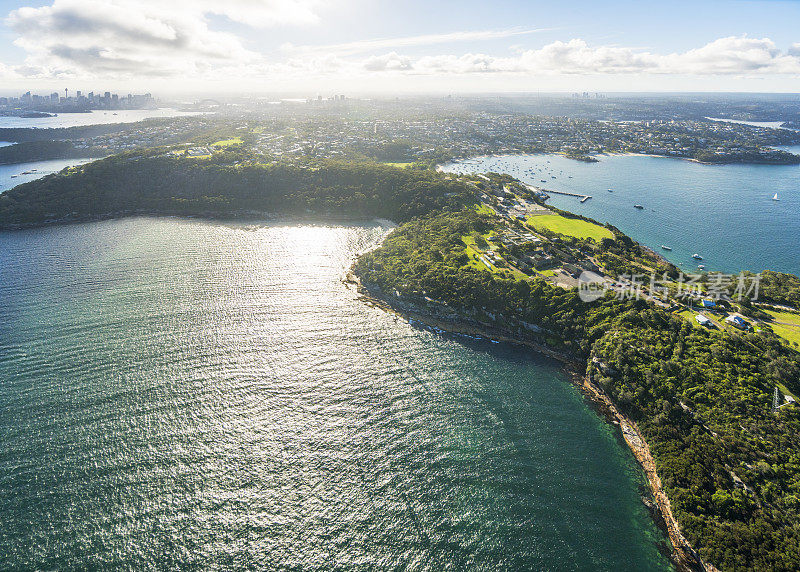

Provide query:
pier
left=525, top=184, right=592, bottom=202
left=547, top=189, right=593, bottom=202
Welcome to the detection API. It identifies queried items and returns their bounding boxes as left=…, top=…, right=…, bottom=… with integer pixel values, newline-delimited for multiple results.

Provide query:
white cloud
left=282, top=28, right=549, bottom=57
left=369, top=36, right=800, bottom=76
left=3, top=0, right=799, bottom=89
left=363, top=52, right=413, bottom=72
left=5, top=0, right=326, bottom=78
left=657, top=36, right=800, bottom=75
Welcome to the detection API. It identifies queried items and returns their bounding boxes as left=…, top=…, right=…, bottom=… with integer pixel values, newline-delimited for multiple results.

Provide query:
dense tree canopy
left=0, top=153, right=473, bottom=227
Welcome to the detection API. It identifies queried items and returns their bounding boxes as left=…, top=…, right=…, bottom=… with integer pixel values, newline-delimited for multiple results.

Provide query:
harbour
left=442, top=152, right=800, bottom=275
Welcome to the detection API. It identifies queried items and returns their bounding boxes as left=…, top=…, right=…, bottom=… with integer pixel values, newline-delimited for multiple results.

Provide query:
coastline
left=345, top=267, right=712, bottom=572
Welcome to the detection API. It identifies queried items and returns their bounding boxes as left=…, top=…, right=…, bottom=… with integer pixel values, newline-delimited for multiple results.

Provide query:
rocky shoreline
left=345, top=268, right=713, bottom=572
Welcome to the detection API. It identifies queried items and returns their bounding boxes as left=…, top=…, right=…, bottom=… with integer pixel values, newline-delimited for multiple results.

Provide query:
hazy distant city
left=0, top=90, right=155, bottom=115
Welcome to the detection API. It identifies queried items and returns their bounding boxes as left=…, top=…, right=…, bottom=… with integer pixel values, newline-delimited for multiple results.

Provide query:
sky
left=0, top=0, right=799, bottom=96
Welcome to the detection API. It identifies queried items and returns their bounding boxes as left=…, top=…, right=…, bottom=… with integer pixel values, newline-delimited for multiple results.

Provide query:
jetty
left=525, top=184, right=591, bottom=202
left=547, top=189, right=593, bottom=202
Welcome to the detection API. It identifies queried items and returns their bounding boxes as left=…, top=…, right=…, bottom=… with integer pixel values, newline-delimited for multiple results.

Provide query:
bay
left=1, top=158, right=95, bottom=193
left=0, top=108, right=203, bottom=129
left=441, top=153, right=800, bottom=276
left=0, top=217, right=671, bottom=570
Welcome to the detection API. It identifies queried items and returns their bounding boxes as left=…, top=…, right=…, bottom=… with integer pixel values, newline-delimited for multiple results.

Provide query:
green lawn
left=382, top=162, right=414, bottom=168
left=211, top=137, right=243, bottom=147
left=461, top=235, right=486, bottom=271
left=764, top=309, right=800, bottom=347
left=474, top=203, right=495, bottom=216
left=675, top=309, right=700, bottom=326
left=526, top=214, right=613, bottom=242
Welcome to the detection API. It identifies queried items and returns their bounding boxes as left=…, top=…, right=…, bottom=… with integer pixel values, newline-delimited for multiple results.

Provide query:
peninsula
left=2, top=150, right=800, bottom=571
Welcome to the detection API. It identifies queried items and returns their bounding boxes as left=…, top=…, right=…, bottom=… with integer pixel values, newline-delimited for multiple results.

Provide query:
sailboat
left=772, top=193, right=780, bottom=201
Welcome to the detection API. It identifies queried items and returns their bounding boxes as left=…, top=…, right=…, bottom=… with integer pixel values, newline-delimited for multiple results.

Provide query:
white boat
left=693, top=253, right=703, bottom=260
left=772, top=193, right=779, bottom=201
left=661, top=245, right=672, bottom=251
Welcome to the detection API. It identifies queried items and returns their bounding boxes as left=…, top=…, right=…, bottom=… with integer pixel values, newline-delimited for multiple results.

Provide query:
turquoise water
left=1, top=158, right=94, bottom=192
left=442, top=154, right=800, bottom=275
left=0, top=217, right=671, bottom=570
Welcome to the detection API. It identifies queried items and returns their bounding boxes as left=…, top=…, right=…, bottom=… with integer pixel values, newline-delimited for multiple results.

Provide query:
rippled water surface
left=1, top=158, right=95, bottom=192
left=442, top=153, right=800, bottom=275
left=0, top=217, right=670, bottom=570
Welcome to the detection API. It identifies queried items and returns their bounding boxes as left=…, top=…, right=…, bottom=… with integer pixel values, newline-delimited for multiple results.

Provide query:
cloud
left=373, top=36, right=800, bottom=76
left=363, top=52, right=413, bottom=72
left=5, top=0, right=325, bottom=78
left=657, top=36, right=800, bottom=74
left=282, top=28, right=550, bottom=57
left=3, top=0, right=799, bottom=87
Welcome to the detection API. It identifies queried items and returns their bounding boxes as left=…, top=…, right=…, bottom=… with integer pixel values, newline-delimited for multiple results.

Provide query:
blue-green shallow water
left=0, top=217, right=670, bottom=570
left=442, top=153, right=800, bottom=275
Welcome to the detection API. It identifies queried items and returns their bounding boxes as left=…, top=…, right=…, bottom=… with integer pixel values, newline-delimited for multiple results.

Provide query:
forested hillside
left=0, top=153, right=472, bottom=227
left=0, top=140, right=106, bottom=164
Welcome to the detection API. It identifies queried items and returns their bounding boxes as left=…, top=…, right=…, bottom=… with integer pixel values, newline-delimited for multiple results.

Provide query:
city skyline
left=0, top=0, right=798, bottom=94
left=0, top=88, right=154, bottom=110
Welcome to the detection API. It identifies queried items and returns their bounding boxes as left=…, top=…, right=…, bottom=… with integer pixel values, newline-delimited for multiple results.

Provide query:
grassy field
left=462, top=235, right=487, bottom=271
left=526, top=214, right=613, bottom=242
left=382, top=162, right=414, bottom=168
left=675, top=309, right=700, bottom=326
left=764, top=309, right=800, bottom=347
left=474, top=204, right=495, bottom=216
left=211, top=137, right=243, bottom=148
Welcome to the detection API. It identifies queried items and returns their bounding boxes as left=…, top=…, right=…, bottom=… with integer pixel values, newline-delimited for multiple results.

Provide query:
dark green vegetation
left=0, top=152, right=472, bottom=228
left=758, top=271, right=800, bottom=309
left=693, top=148, right=800, bottom=165
left=0, top=140, right=106, bottom=165
left=355, top=209, right=800, bottom=571
left=0, top=124, right=126, bottom=142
